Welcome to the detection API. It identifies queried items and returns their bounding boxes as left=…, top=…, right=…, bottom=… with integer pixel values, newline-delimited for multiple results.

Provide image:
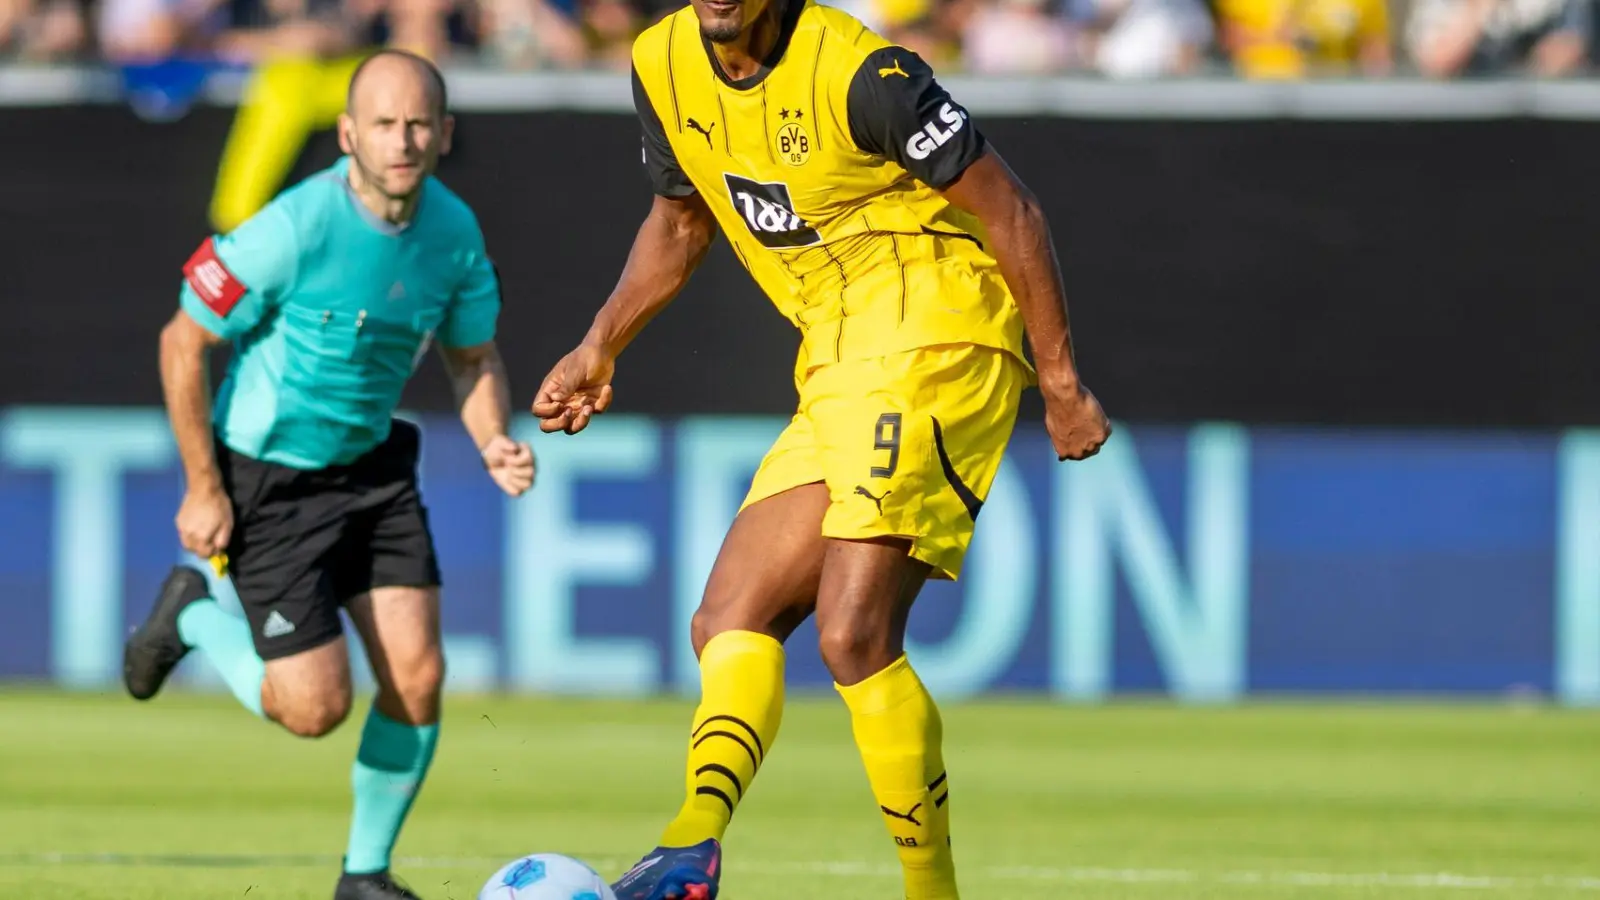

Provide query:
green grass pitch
left=0, top=689, right=1596, bottom=899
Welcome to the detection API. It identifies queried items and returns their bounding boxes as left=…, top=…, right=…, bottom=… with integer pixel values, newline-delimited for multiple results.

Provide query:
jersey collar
left=701, top=0, right=806, bottom=91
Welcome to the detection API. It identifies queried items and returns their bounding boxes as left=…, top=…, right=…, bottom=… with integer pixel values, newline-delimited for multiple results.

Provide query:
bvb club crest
left=777, top=122, right=810, bottom=166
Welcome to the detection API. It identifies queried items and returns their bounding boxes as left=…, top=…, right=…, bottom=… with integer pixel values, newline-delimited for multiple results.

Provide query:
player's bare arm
left=843, top=46, right=1109, bottom=461
left=158, top=309, right=233, bottom=558
left=939, top=150, right=1111, bottom=461
left=439, top=341, right=534, bottom=496
left=532, top=192, right=718, bottom=435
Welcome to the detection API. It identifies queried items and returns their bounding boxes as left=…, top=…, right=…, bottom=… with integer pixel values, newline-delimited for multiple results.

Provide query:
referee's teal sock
left=345, top=707, right=440, bottom=875
left=176, top=600, right=265, bottom=718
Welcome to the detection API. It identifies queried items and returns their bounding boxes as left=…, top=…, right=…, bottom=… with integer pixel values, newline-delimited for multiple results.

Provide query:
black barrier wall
left=4, top=106, right=1598, bottom=427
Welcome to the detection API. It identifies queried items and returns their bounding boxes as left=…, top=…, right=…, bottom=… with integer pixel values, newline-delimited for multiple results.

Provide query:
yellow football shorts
left=741, top=343, right=1031, bottom=581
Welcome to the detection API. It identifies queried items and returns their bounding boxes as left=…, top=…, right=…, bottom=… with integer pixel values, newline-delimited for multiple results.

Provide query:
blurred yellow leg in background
left=208, top=54, right=365, bottom=234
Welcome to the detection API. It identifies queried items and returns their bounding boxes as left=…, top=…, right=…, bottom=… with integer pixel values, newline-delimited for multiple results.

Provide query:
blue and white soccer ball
left=478, top=853, right=618, bottom=900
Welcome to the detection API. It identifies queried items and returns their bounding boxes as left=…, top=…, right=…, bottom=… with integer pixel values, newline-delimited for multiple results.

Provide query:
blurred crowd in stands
left=0, top=0, right=1595, bottom=78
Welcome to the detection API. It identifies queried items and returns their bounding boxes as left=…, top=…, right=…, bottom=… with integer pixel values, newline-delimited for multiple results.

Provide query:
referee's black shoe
left=335, top=870, right=426, bottom=900
left=122, top=565, right=209, bottom=701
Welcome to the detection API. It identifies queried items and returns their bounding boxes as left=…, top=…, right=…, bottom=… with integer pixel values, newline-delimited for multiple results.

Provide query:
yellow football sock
left=660, top=630, right=786, bottom=847
left=837, top=655, right=959, bottom=900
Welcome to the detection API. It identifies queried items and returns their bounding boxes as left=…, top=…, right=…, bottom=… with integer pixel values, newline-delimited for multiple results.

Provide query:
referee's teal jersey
left=179, top=156, right=500, bottom=470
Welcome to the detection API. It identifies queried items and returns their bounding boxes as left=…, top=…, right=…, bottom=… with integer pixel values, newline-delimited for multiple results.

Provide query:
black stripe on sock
left=932, top=418, right=983, bottom=520
left=693, top=715, right=766, bottom=761
left=928, top=772, right=947, bottom=792
left=692, top=730, right=760, bottom=769
left=696, top=786, right=736, bottom=816
left=696, top=763, right=745, bottom=799
left=935, top=791, right=949, bottom=809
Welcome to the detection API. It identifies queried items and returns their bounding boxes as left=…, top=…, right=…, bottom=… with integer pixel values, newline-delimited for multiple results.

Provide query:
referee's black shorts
left=218, top=419, right=441, bottom=661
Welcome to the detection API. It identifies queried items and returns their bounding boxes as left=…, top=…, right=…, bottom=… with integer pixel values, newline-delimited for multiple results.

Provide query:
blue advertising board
left=1, top=407, right=1597, bottom=705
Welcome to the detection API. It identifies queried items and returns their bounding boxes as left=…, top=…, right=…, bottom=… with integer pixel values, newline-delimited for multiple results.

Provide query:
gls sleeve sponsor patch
left=845, top=47, right=985, bottom=190
left=182, top=237, right=248, bottom=317
left=904, top=102, right=970, bottom=161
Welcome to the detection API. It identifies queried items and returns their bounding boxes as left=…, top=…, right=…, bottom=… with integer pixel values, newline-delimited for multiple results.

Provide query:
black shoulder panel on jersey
left=845, top=47, right=986, bottom=190
left=632, top=66, right=697, bottom=198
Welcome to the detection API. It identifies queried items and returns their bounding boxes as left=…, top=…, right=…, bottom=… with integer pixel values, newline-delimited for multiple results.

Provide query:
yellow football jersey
left=630, top=0, right=1029, bottom=376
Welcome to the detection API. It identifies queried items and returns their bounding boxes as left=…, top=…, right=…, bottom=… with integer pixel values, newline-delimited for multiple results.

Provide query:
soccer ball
left=478, top=853, right=617, bottom=900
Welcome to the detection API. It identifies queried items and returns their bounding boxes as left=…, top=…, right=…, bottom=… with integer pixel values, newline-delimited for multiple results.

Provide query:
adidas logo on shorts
left=262, top=610, right=296, bottom=639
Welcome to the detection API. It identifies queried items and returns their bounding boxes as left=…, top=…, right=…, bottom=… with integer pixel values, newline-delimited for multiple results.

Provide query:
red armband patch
left=182, top=237, right=248, bottom=317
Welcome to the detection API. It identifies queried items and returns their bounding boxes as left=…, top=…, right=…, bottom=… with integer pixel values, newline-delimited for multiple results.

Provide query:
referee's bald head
left=346, top=49, right=448, bottom=120
left=338, top=48, right=454, bottom=205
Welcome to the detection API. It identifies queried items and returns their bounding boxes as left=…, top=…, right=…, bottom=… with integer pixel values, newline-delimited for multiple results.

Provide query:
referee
left=122, top=50, right=533, bottom=900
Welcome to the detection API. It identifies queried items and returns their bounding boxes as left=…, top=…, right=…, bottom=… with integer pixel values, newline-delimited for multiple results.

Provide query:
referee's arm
left=437, top=341, right=513, bottom=451
left=437, top=246, right=520, bottom=452
left=438, top=251, right=534, bottom=495
left=161, top=206, right=298, bottom=555
left=161, top=305, right=229, bottom=506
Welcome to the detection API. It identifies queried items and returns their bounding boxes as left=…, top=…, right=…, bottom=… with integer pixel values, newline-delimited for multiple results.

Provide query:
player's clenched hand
left=1040, top=370, right=1112, bottom=461
left=532, top=343, right=615, bottom=435
left=482, top=435, right=536, bottom=497
left=176, top=485, right=233, bottom=560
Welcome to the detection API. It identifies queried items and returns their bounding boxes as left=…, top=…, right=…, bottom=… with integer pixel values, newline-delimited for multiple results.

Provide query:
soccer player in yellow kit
left=532, top=0, right=1111, bottom=896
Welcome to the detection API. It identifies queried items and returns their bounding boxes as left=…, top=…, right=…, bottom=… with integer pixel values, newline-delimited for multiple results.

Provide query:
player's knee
left=275, top=692, right=352, bottom=738
left=381, top=648, right=444, bottom=724
left=689, top=604, right=797, bottom=659
left=689, top=607, right=721, bottom=658
left=261, top=662, right=353, bottom=738
left=404, top=649, right=445, bottom=701
left=817, top=616, right=897, bottom=681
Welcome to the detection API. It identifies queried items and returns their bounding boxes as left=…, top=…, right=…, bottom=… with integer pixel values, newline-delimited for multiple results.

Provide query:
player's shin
left=837, top=655, right=959, bottom=900
left=345, top=705, right=440, bottom=875
left=659, top=630, right=786, bottom=847
left=177, top=601, right=266, bottom=717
